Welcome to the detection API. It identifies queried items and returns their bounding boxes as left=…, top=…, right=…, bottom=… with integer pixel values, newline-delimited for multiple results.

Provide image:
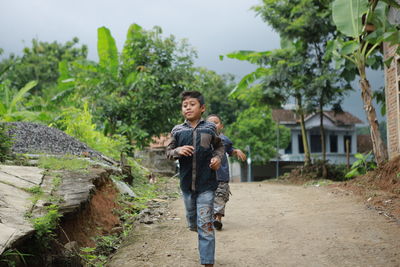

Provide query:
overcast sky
left=0, top=0, right=385, bottom=124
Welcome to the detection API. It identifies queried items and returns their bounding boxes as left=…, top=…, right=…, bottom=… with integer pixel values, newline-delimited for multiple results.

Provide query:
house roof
left=149, top=134, right=171, bottom=148
left=272, top=109, right=363, bottom=126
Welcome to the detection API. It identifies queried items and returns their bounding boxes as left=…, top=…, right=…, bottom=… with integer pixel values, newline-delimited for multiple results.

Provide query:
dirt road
left=108, top=182, right=400, bottom=267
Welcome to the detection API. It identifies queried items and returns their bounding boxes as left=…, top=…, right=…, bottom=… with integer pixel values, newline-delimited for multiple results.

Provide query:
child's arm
left=166, top=131, right=194, bottom=160
left=210, top=134, right=224, bottom=170
left=232, top=149, right=247, bottom=162
left=166, top=134, right=180, bottom=160
left=224, top=136, right=246, bottom=162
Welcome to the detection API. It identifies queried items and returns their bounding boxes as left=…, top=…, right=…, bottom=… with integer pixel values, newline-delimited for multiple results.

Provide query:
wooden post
left=346, top=139, right=350, bottom=170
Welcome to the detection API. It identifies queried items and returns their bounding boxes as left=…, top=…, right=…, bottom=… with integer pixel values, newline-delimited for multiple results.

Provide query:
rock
left=140, top=215, right=154, bottom=224
left=5, top=122, right=115, bottom=166
left=64, top=241, right=79, bottom=252
left=111, top=178, right=136, bottom=198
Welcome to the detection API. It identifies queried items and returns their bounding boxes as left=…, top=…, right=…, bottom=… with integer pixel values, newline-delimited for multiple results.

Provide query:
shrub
left=0, top=123, right=13, bottom=162
left=345, top=151, right=377, bottom=179
left=54, top=103, right=130, bottom=159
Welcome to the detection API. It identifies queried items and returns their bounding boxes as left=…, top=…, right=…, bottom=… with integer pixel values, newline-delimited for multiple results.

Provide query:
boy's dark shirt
left=166, top=119, right=224, bottom=193
left=216, top=134, right=234, bottom=182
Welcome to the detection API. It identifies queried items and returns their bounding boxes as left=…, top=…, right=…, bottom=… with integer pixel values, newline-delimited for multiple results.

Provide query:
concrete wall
left=135, top=147, right=176, bottom=177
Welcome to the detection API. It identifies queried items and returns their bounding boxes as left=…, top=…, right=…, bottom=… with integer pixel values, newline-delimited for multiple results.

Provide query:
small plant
left=32, top=204, right=61, bottom=244
left=52, top=175, right=62, bottom=188
left=0, top=123, right=13, bottom=162
left=0, top=249, right=31, bottom=267
left=345, top=151, right=377, bottom=179
left=26, top=185, right=43, bottom=194
left=93, top=235, right=120, bottom=255
left=79, top=247, right=107, bottom=267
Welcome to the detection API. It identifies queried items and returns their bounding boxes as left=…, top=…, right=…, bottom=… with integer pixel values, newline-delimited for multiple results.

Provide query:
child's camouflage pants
left=214, top=182, right=230, bottom=216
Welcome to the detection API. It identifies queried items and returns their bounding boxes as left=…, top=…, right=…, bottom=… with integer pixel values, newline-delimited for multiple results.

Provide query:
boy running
left=166, top=91, right=224, bottom=267
left=206, top=114, right=246, bottom=230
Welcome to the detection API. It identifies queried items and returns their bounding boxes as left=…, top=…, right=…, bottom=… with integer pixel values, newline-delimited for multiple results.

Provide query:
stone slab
left=0, top=171, right=36, bottom=189
left=0, top=165, right=43, bottom=185
left=0, top=181, right=34, bottom=254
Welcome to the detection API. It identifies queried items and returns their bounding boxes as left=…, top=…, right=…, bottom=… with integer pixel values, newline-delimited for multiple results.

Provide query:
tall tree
left=63, top=24, right=198, bottom=147
left=225, top=46, right=314, bottom=166
left=226, top=105, right=290, bottom=165
left=331, top=0, right=400, bottom=165
left=233, top=0, right=352, bottom=174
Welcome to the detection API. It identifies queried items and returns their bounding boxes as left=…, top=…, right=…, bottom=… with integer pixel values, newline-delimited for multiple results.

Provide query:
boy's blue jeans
left=182, top=190, right=215, bottom=265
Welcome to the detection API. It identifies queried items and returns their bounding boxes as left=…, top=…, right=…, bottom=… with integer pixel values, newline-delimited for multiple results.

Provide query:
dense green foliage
left=226, top=106, right=290, bottom=165
left=225, top=0, right=356, bottom=168
left=195, top=68, right=247, bottom=125
left=0, top=38, right=87, bottom=94
left=54, top=103, right=129, bottom=159
left=0, top=23, right=242, bottom=152
left=0, top=80, right=38, bottom=122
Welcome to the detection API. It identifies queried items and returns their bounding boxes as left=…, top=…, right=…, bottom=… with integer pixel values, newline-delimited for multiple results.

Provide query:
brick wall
left=384, top=42, right=400, bottom=159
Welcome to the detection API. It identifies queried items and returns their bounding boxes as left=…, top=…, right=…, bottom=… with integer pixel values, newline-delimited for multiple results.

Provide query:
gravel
left=5, top=122, right=109, bottom=163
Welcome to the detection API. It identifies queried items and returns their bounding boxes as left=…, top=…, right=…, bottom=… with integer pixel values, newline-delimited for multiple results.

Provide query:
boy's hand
left=234, top=149, right=247, bottom=162
left=209, top=156, right=221, bottom=170
left=177, top=145, right=194, bottom=157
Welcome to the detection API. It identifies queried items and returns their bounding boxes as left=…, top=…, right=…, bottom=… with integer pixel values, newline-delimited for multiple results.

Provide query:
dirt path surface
left=108, top=182, right=400, bottom=267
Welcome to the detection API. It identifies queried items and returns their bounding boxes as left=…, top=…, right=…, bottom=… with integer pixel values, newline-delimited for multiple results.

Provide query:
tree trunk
left=319, top=105, right=328, bottom=178
left=296, top=96, right=311, bottom=166
left=359, top=69, right=388, bottom=165
left=299, top=113, right=311, bottom=166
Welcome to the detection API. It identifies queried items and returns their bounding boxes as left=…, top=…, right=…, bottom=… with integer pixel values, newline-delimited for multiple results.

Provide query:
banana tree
left=0, top=80, right=38, bottom=121
left=331, top=0, right=400, bottom=165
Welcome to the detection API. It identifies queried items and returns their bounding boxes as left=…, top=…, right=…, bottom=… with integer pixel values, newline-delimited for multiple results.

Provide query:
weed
left=52, top=176, right=62, bottom=188
left=0, top=249, right=31, bottom=267
left=93, top=235, right=120, bottom=255
left=26, top=185, right=42, bottom=194
left=32, top=204, right=61, bottom=244
left=345, top=151, right=377, bottom=179
left=79, top=247, right=107, bottom=267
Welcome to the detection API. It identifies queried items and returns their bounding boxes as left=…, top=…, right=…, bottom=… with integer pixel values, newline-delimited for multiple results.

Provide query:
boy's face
left=182, top=97, right=205, bottom=121
left=207, top=116, right=223, bottom=133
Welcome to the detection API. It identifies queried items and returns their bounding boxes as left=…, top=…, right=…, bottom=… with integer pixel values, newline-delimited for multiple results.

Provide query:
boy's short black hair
left=181, top=90, right=205, bottom=106
left=206, top=114, right=222, bottom=122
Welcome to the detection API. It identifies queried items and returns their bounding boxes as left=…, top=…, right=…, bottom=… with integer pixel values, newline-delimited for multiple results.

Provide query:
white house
left=272, top=109, right=363, bottom=165
left=230, top=109, right=364, bottom=182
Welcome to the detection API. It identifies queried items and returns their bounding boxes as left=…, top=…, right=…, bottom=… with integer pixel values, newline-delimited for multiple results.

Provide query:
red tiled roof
left=271, top=109, right=299, bottom=124
left=272, top=109, right=363, bottom=125
left=149, top=134, right=171, bottom=148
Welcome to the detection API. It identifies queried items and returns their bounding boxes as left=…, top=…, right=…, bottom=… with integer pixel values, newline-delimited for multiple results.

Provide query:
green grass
left=38, top=156, right=90, bottom=171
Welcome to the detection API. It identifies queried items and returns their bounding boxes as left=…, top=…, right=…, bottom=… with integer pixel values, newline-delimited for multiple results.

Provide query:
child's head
left=206, top=114, right=223, bottom=134
left=180, top=90, right=206, bottom=121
